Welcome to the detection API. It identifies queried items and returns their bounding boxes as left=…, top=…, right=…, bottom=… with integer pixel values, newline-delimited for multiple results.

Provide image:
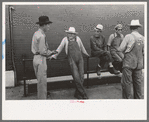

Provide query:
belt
left=34, top=52, right=47, bottom=57
left=34, top=52, right=40, bottom=55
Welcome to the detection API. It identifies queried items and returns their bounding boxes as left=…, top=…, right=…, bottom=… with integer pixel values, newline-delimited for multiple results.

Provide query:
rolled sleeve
left=51, top=38, right=66, bottom=59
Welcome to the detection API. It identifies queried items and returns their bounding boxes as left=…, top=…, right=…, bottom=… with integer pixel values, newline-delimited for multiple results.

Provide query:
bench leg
left=87, top=73, right=89, bottom=88
left=24, top=79, right=27, bottom=97
left=87, top=57, right=89, bottom=88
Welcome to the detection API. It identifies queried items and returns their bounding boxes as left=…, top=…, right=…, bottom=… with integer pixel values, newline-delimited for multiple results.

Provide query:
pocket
left=33, top=55, right=42, bottom=66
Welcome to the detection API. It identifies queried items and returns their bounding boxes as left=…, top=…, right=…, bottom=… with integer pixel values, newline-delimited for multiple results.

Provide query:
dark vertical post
left=87, top=57, right=89, bottom=88
left=23, top=58, right=26, bottom=97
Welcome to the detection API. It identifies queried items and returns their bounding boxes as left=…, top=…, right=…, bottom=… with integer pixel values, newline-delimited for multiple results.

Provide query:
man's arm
left=103, top=36, right=107, bottom=51
left=50, top=37, right=66, bottom=59
left=78, top=37, right=89, bottom=57
left=38, top=36, right=53, bottom=56
left=107, top=34, right=114, bottom=51
left=117, top=35, right=129, bottom=52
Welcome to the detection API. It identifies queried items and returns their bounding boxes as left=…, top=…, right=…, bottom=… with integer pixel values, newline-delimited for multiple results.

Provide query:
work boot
left=47, top=91, right=51, bottom=98
left=108, top=66, right=120, bottom=74
left=82, top=93, right=89, bottom=99
left=96, top=64, right=101, bottom=76
left=74, top=91, right=82, bottom=99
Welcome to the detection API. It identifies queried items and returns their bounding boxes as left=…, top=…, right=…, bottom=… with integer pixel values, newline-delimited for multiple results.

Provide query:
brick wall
left=5, top=5, right=144, bottom=82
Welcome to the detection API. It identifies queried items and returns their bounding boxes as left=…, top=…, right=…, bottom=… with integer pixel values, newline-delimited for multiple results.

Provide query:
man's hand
left=51, top=50, right=58, bottom=55
left=47, top=56, right=56, bottom=61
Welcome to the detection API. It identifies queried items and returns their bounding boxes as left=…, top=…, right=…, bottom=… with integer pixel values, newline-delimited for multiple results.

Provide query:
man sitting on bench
left=90, top=24, right=120, bottom=77
left=107, top=24, right=124, bottom=72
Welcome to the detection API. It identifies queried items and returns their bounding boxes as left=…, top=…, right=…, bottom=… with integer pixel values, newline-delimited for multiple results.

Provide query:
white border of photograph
left=2, top=2, right=147, bottom=120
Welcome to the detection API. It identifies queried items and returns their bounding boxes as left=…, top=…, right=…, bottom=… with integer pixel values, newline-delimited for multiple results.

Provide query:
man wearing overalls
left=90, top=24, right=120, bottom=76
left=51, top=27, right=89, bottom=99
left=107, top=24, right=124, bottom=72
left=118, top=20, right=144, bottom=99
left=31, top=16, right=58, bottom=99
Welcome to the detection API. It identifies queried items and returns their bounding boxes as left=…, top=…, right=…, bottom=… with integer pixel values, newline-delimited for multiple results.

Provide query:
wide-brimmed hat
left=94, top=24, right=103, bottom=31
left=128, top=20, right=142, bottom=27
left=114, top=24, right=123, bottom=30
left=65, top=27, right=78, bottom=34
left=36, top=16, right=52, bottom=24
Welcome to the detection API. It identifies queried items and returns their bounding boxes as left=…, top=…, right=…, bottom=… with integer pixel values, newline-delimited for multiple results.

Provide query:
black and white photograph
left=2, top=2, right=147, bottom=120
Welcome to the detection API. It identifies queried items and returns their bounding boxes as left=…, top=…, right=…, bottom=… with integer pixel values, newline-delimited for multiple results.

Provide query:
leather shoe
left=108, top=66, right=120, bottom=74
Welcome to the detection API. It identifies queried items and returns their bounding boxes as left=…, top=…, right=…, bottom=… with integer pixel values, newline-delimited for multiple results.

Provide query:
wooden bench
left=22, top=57, right=115, bottom=97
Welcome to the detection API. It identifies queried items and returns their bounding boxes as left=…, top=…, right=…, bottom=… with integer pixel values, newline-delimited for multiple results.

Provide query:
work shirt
left=90, top=34, right=107, bottom=52
left=107, top=33, right=124, bottom=46
left=118, top=31, right=144, bottom=53
left=52, top=36, right=89, bottom=59
left=31, top=28, right=52, bottom=56
left=119, top=31, right=144, bottom=69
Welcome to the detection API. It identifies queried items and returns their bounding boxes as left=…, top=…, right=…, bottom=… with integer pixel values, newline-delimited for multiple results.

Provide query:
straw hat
left=128, top=20, right=142, bottom=27
left=65, top=27, right=78, bottom=34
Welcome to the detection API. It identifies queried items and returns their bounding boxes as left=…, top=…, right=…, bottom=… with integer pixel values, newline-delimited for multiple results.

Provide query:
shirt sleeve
left=125, top=35, right=135, bottom=53
left=107, top=34, right=114, bottom=46
left=118, top=34, right=135, bottom=53
left=103, top=36, right=107, bottom=51
left=118, top=35, right=129, bottom=52
left=51, top=38, right=66, bottom=59
left=38, top=36, right=52, bottom=56
left=31, top=33, right=36, bottom=54
left=78, top=37, right=89, bottom=56
left=142, top=37, right=144, bottom=56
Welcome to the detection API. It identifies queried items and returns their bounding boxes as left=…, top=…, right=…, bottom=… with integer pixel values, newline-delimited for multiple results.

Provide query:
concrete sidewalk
left=6, top=71, right=144, bottom=100
left=6, top=83, right=122, bottom=100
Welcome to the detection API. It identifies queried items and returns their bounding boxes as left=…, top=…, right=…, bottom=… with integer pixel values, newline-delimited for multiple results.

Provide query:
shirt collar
left=38, top=28, right=45, bottom=36
left=131, top=31, right=139, bottom=34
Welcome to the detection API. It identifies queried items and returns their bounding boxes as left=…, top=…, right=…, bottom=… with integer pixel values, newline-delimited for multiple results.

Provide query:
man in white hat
left=107, top=24, right=124, bottom=72
left=50, top=27, right=89, bottom=99
left=31, top=16, right=58, bottom=99
left=90, top=24, right=120, bottom=76
left=117, top=20, right=144, bottom=99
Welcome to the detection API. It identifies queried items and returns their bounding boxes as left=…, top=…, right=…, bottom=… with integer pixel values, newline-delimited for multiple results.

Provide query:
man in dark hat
left=90, top=24, right=120, bottom=77
left=31, top=16, right=58, bottom=99
left=118, top=20, right=144, bottom=99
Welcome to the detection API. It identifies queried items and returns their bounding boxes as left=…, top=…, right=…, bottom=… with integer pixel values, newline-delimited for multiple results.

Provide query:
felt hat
left=36, top=16, right=52, bottom=24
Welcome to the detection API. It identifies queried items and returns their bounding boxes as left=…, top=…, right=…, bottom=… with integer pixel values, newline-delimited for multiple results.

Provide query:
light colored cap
left=128, top=19, right=142, bottom=27
left=94, top=24, right=103, bottom=30
left=65, top=27, right=78, bottom=34
left=114, top=24, right=123, bottom=30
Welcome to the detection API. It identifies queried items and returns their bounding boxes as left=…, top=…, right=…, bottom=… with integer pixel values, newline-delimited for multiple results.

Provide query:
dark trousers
left=110, top=50, right=124, bottom=62
left=121, top=67, right=143, bottom=99
left=68, top=56, right=88, bottom=98
left=92, top=51, right=112, bottom=68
